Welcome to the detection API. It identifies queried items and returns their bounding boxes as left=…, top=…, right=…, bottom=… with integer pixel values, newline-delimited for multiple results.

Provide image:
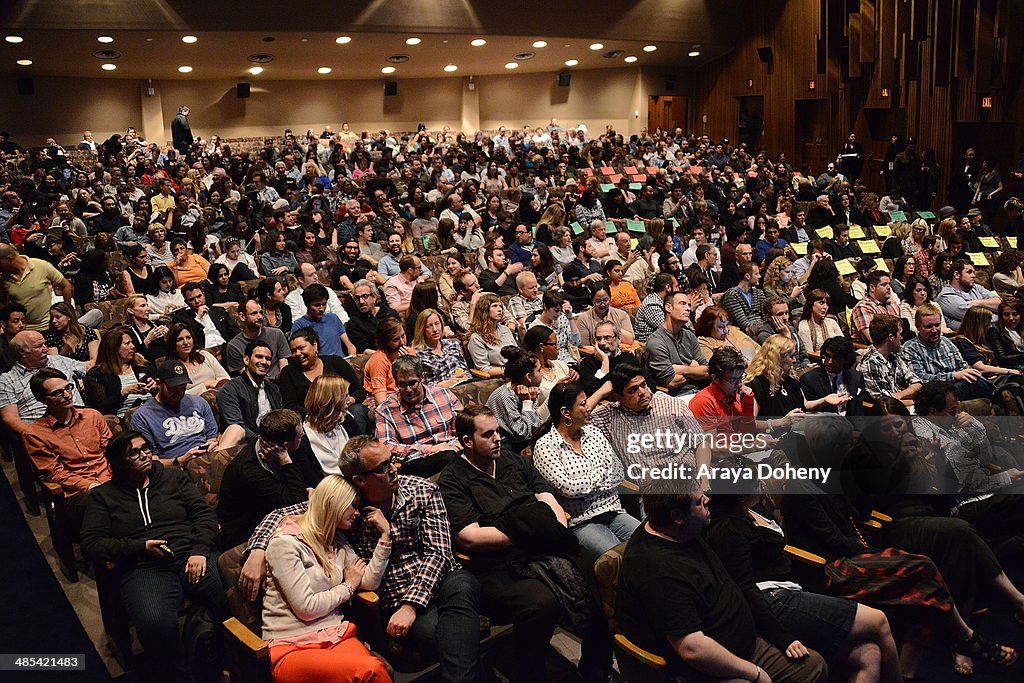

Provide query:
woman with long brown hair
left=797, top=289, right=843, bottom=354
left=45, top=301, right=98, bottom=363
left=303, top=376, right=354, bottom=475
left=466, top=293, right=517, bottom=377
left=84, top=326, right=154, bottom=417
left=165, top=323, right=228, bottom=395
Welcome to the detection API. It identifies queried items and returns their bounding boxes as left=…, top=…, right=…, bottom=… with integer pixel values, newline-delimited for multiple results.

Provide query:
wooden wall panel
left=690, top=0, right=1021, bottom=205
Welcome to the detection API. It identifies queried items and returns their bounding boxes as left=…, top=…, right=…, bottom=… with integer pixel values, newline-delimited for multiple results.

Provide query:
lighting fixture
left=16, top=59, right=32, bottom=66
left=564, top=59, right=578, bottom=67
left=381, top=66, right=396, bottom=74
left=97, top=36, right=114, bottom=44
left=471, top=39, right=486, bottom=47
left=624, top=56, right=638, bottom=63
left=643, top=45, right=657, bottom=52
left=406, top=37, right=421, bottom=45
left=505, top=62, right=518, bottom=69
left=335, top=36, right=351, bottom=44
left=101, top=63, right=117, bottom=71
left=688, top=51, right=701, bottom=57
left=589, top=43, right=604, bottom=50
left=182, top=35, right=198, bottom=44
left=249, top=66, right=264, bottom=75
left=443, top=64, right=458, bottom=72
left=317, top=67, right=332, bottom=74
left=178, top=65, right=193, bottom=73
left=532, top=41, right=547, bottom=48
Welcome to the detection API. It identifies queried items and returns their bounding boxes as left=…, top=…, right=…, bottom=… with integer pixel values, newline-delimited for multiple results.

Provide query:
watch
left=172, top=456, right=181, bottom=468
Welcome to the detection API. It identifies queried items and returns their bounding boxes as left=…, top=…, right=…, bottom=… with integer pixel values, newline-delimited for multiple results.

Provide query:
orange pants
left=269, top=622, right=392, bottom=683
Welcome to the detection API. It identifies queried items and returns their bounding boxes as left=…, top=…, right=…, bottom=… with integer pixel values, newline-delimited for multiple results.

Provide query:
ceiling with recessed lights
left=0, top=0, right=738, bottom=80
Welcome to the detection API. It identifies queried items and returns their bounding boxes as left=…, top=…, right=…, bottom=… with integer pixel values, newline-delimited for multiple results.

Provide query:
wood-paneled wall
left=689, top=0, right=1023, bottom=205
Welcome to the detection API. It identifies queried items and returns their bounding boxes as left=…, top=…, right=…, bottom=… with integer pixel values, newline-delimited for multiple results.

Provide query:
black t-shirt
left=615, top=526, right=757, bottom=676
left=478, top=268, right=518, bottom=297
left=331, top=260, right=372, bottom=289
left=747, top=374, right=803, bottom=418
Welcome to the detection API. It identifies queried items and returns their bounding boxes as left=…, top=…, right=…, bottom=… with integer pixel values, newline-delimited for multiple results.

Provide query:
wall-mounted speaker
left=757, top=47, right=773, bottom=63
left=236, top=82, right=250, bottom=99
left=16, top=77, right=34, bottom=96
left=557, top=72, right=571, bottom=87
left=384, top=80, right=398, bottom=96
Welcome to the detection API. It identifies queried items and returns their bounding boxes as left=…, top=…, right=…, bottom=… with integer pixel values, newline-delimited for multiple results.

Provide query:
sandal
left=953, top=631, right=1018, bottom=669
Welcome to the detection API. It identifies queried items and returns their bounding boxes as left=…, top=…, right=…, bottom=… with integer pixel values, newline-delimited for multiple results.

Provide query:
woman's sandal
left=953, top=632, right=1018, bottom=673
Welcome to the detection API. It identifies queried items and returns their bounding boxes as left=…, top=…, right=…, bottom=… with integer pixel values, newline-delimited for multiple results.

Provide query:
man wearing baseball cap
left=129, top=359, right=219, bottom=466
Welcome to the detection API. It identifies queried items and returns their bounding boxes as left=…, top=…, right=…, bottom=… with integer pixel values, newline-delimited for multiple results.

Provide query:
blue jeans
left=572, top=511, right=641, bottom=559
left=397, top=569, right=482, bottom=683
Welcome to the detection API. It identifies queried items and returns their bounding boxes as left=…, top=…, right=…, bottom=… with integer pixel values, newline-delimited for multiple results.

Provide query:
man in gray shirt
left=224, top=300, right=290, bottom=380
left=644, top=292, right=708, bottom=398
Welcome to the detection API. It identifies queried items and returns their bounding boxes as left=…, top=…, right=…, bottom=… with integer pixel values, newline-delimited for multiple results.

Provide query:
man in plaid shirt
left=376, top=355, right=463, bottom=478
left=850, top=271, right=901, bottom=344
left=857, top=314, right=922, bottom=405
left=239, top=436, right=482, bottom=682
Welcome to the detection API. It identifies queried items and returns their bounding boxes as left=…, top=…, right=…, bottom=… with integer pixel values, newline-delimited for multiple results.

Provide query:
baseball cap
left=153, top=359, right=191, bottom=387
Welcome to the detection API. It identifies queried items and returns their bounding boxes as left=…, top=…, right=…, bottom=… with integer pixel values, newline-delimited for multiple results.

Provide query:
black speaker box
left=236, top=82, right=250, bottom=98
left=16, top=77, right=34, bottom=95
left=757, top=47, right=773, bottom=63
left=384, top=81, right=398, bottom=96
left=557, top=72, right=571, bottom=87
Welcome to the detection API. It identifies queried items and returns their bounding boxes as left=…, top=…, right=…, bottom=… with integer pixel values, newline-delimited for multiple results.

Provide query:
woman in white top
left=900, top=275, right=952, bottom=334
left=797, top=288, right=844, bottom=354
left=215, top=238, right=260, bottom=278
left=303, top=375, right=352, bottom=476
left=146, top=266, right=186, bottom=319
left=549, top=227, right=577, bottom=266
left=165, top=324, right=229, bottom=395
left=523, top=324, right=578, bottom=421
left=532, top=382, right=640, bottom=559
left=262, top=475, right=392, bottom=683
left=467, top=293, right=517, bottom=378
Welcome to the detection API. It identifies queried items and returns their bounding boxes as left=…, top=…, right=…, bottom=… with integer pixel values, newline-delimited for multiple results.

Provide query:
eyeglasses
left=125, top=444, right=154, bottom=462
left=361, top=457, right=396, bottom=476
left=45, top=382, right=75, bottom=398
left=541, top=340, right=558, bottom=347
left=354, top=292, right=374, bottom=300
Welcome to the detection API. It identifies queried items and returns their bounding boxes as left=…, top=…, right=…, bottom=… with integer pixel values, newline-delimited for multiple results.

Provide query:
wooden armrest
left=470, top=369, right=490, bottom=379
left=863, top=519, right=882, bottom=529
left=870, top=510, right=893, bottom=523
left=355, top=591, right=379, bottom=607
left=656, top=386, right=669, bottom=393
left=40, top=480, right=64, bottom=497
left=613, top=633, right=667, bottom=668
left=578, top=346, right=596, bottom=355
left=455, top=552, right=472, bottom=563
left=222, top=617, right=269, bottom=658
left=619, top=480, right=640, bottom=492
left=985, top=463, right=1003, bottom=473
left=782, top=544, right=826, bottom=566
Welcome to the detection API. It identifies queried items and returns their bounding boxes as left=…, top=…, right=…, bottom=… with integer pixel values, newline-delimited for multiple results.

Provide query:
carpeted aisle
left=0, top=469, right=112, bottom=683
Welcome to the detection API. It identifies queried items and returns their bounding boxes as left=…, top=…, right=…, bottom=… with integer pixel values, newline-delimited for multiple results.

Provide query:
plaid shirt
left=857, top=345, right=922, bottom=399
left=850, top=297, right=901, bottom=343
left=590, top=391, right=704, bottom=470
left=376, top=385, right=463, bottom=463
left=509, top=294, right=544, bottom=326
left=245, top=476, right=458, bottom=609
left=633, top=293, right=666, bottom=343
left=415, top=339, right=470, bottom=385
left=899, top=335, right=967, bottom=383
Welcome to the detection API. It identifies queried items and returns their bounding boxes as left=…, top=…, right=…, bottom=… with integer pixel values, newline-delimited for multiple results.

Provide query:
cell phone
left=157, top=543, right=175, bottom=558
left=196, top=443, right=211, bottom=452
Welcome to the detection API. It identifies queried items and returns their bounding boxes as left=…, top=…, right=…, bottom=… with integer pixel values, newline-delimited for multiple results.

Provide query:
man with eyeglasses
left=240, top=435, right=484, bottom=683
left=376, top=355, right=463, bottom=478
left=22, top=367, right=112, bottom=536
left=344, top=279, right=400, bottom=351
left=506, top=223, right=538, bottom=268
left=0, top=330, right=87, bottom=436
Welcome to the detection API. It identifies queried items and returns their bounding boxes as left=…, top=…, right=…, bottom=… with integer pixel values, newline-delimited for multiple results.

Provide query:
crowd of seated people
left=2, top=119, right=1024, bottom=682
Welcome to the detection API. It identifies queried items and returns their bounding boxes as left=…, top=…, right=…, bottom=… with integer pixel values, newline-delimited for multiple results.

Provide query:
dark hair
left=708, top=346, right=747, bottom=381
left=856, top=257, right=877, bottom=275
left=180, top=281, right=204, bottom=298
left=500, top=347, right=539, bottom=384
left=902, top=275, right=933, bottom=305
left=208, top=262, right=230, bottom=285
left=869, top=314, right=900, bottom=344
left=913, top=380, right=954, bottom=416
left=301, top=283, right=329, bottom=306
left=603, top=259, right=622, bottom=275
left=546, top=381, right=584, bottom=428
left=523, top=324, right=554, bottom=353
left=455, top=403, right=496, bottom=449
left=542, top=289, right=565, bottom=310
left=167, top=322, right=204, bottom=364
left=820, top=336, right=855, bottom=368
left=0, top=303, right=27, bottom=324
left=105, top=430, right=151, bottom=478
left=244, top=339, right=273, bottom=358
left=695, top=244, right=713, bottom=262
left=29, top=367, right=68, bottom=402
left=609, top=360, right=646, bottom=395
left=865, top=270, right=887, bottom=288
left=148, top=265, right=177, bottom=295
left=375, top=316, right=406, bottom=349
left=289, top=326, right=319, bottom=347
left=258, top=408, right=302, bottom=445
left=951, top=259, right=971, bottom=277
left=642, top=477, right=704, bottom=530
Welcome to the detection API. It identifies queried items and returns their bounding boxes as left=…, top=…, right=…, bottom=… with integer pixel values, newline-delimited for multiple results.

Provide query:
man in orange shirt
left=22, top=367, right=112, bottom=535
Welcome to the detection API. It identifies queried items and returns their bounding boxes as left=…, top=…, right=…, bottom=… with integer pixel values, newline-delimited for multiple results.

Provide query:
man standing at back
left=171, top=105, right=193, bottom=155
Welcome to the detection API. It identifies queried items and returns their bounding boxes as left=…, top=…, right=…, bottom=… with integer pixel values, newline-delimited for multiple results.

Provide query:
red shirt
left=689, top=383, right=756, bottom=435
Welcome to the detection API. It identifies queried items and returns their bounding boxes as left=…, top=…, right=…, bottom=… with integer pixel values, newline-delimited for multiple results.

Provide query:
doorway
left=739, top=96, right=763, bottom=148
left=648, top=96, right=687, bottom=134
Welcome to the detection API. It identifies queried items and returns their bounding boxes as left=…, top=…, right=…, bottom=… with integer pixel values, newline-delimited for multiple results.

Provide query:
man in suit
left=172, top=282, right=236, bottom=352
left=217, top=340, right=283, bottom=448
left=799, top=336, right=866, bottom=416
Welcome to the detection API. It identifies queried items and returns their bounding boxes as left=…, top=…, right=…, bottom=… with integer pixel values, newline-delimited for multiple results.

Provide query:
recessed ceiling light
left=589, top=42, right=604, bottom=50
left=97, top=36, right=114, bottom=44
left=643, top=45, right=657, bottom=52
left=249, top=66, right=263, bottom=75
left=471, top=39, right=487, bottom=47
left=145, top=37, right=153, bottom=42
left=5, top=36, right=24, bottom=44
left=301, top=38, right=308, bottom=43
left=532, top=40, right=547, bottom=48
left=381, top=66, right=396, bottom=74
left=335, top=36, right=351, bottom=44
left=16, top=59, right=32, bottom=66
left=505, top=62, right=519, bottom=69
left=101, top=63, right=117, bottom=71
left=688, top=50, right=701, bottom=57
left=624, top=56, right=638, bottom=63
left=317, top=67, right=332, bottom=74
left=182, top=35, right=198, bottom=44
left=443, top=64, right=458, bottom=72
left=178, top=65, right=193, bottom=73
left=406, top=37, right=421, bottom=45
left=564, top=59, right=579, bottom=67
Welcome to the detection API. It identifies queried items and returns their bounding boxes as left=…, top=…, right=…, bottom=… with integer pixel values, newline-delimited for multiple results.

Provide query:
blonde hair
left=891, top=221, right=912, bottom=242
left=123, top=294, right=148, bottom=320
left=412, top=309, right=443, bottom=349
left=743, top=334, right=796, bottom=395
left=291, top=475, right=358, bottom=582
left=304, top=375, right=351, bottom=433
left=469, top=293, right=501, bottom=345
left=763, top=255, right=794, bottom=292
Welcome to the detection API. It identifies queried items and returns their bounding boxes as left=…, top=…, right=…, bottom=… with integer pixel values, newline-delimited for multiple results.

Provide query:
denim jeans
left=399, top=569, right=482, bottom=683
left=572, top=510, right=641, bottom=559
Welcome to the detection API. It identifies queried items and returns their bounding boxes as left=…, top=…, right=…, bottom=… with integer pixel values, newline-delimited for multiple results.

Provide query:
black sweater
left=276, top=355, right=366, bottom=416
left=80, top=462, right=218, bottom=566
